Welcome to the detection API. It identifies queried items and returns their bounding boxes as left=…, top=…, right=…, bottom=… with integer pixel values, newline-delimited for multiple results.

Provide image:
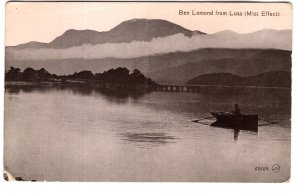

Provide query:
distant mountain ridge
left=6, top=48, right=291, bottom=78
left=148, top=49, right=291, bottom=84
left=7, top=19, right=291, bottom=51
left=186, top=71, right=291, bottom=88
left=8, top=19, right=205, bottom=49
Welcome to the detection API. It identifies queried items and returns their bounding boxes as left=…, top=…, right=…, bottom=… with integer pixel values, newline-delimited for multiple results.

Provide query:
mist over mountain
left=5, top=18, right=292, bottom=84
left=7, top=28, right=291, bottom=61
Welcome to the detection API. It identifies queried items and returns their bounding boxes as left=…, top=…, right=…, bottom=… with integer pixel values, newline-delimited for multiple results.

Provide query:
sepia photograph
left=4, top=1, right=292, bottom=182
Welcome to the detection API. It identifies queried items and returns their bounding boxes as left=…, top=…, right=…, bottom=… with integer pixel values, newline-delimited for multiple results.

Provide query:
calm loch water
left=4, top=83, right=291, bottom=182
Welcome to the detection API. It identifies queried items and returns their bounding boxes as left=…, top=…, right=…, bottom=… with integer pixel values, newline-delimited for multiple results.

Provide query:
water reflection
left=5, top=82, right=147, bottom=103
left=5, top=83, right=52, bottom=94
left=234, top=129, right=240, bottom=141
left=4, top=81, right=291, bottom=181
left=193, top=117, right=258, bottom=141
left=119, top=132, right=176, bottom=148
left=231, top=128, right=257, bottom=141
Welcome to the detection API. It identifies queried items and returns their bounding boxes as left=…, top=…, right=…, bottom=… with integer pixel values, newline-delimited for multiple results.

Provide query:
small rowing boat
left=210, top=111, right=258, bottom=131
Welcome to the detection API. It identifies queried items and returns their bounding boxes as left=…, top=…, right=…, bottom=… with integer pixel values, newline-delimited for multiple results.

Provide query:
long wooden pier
left=155, top=84, right=204, bottom=93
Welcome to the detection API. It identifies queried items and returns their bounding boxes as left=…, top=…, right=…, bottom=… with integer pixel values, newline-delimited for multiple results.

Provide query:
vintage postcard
left=4, top=1, right=292, bottom=182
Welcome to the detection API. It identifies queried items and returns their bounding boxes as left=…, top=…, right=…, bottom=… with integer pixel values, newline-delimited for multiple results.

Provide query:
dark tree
left=129, top=69, right=147, bottom=84
left=68, top=70, right=95, bottom=80
left=37, top=68, right=52, bottom=80
left=5, top=66, right=22, bottom=81
left=22, top=67, right=38, bottom=81
left=100, top=67, right=130, bottom=83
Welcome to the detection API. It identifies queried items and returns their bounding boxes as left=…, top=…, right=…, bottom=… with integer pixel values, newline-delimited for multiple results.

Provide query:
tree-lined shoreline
left=5, top=66, right=158, bottom=91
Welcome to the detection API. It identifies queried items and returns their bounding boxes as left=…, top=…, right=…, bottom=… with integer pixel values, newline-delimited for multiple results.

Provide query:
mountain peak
left=124, top=18, right=149, bottom=22
left=109, top=18, right=205, bottom=41
left=111, top=18, right=190, bottom=32
left=31, top=18, right=205, bottom=48
left=63, top=29, right=99, bottom=34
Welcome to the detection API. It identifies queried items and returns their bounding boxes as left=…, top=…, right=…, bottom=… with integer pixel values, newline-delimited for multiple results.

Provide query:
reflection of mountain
left=5, top=18, right=292, bottom=84
left=187, top=71, right=291, bottom=88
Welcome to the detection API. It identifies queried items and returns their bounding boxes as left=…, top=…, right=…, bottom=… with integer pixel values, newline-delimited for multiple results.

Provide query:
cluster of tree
left=5, top=66, right=157, bottom=87
left=5, top=67, right=55, bottom=82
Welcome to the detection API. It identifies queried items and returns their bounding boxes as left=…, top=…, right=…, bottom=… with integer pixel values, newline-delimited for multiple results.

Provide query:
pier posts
left=156, top=85, right=203, bottom=93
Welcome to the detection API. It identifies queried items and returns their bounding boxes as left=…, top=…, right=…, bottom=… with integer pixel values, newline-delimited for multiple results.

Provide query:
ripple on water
left=117, top=132, right=177, bottom=149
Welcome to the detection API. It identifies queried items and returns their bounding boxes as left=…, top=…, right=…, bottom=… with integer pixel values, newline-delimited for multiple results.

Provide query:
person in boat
left=232, top=104, right=241, bottom=115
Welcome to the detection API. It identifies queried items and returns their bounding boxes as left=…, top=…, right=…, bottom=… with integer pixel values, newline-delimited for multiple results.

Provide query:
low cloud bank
left=9, top=30, right=292, bottom=60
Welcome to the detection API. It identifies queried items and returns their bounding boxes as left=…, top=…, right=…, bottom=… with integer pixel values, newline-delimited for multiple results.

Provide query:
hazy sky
left=6, top=2, right=292, bottom=46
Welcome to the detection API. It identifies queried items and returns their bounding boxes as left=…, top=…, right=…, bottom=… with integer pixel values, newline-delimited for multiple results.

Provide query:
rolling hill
left=186, top=71, right=291, bottom=88
left=148, top=49, right=291, bottom=84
